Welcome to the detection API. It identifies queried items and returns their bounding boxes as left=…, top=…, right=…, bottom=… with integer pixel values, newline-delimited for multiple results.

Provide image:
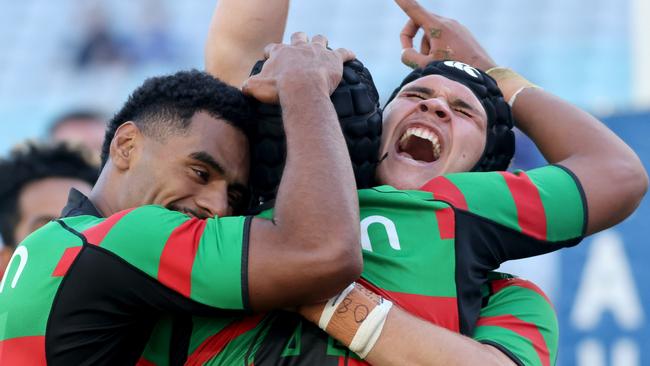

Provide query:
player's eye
left=401, top=92, right=426, bottom=100
left=191, top=168, right=210, bottom=183
left=453, top=108, right=472, bottom=118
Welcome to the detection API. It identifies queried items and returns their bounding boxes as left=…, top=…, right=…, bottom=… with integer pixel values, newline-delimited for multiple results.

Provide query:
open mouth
left=396, top=126, right=442, bottom=163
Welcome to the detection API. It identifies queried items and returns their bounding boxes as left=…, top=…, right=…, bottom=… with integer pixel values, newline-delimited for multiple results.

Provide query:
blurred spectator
left=131, top=0, right=179, bottom=65
left=0, top=142, right=98, bottom=277
left=48, top=109, right=107, bottom=164
left=73, top=3, right=132, bottom=69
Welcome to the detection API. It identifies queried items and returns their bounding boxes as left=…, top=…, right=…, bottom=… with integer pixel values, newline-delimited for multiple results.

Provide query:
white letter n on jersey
left=361, top=215, right=401, bottom=252
left=0, top=246, right=28, bottom=293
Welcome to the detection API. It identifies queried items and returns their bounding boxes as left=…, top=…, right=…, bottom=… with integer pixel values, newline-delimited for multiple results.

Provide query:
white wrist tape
left=508, top=85, right=541, bottom=107
left=318, top=283, right=355, bottom=329
left=348, top=299, right=393, bottom=358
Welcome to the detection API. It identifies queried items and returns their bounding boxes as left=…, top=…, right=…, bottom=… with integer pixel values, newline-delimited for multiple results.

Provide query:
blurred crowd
left=0, top=112, right=105, bottom=275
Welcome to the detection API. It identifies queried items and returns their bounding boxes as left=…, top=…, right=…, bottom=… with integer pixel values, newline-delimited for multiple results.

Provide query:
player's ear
left=110, top=122, right=141, bottom=171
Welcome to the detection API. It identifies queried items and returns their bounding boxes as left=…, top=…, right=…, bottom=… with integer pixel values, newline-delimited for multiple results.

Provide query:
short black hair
left=101, top=70, right=250, bottom=167
left=0, top=142, right=99, bottom=247
left=48, top=109, right=106, bottom=138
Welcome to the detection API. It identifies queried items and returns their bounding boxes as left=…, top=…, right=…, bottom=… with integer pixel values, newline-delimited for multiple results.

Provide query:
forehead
left=19, top=177, right=92, bottom=217
left=168, top=111, right=249, bottom=180
left=402, top=75, right=485, bottom=113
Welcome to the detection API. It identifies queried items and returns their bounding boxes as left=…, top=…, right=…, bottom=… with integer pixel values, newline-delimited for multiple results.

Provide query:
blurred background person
left=47, top=109, right=106, bottom=165
left=0, top=142, right=98, bottom=277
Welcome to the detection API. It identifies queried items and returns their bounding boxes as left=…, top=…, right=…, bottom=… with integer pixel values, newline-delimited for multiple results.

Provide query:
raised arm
left=395, top=0, right=648, bottom=235
left=205, top=0, right=290, bottom=87
left=243, top=33, right=361, bottom=311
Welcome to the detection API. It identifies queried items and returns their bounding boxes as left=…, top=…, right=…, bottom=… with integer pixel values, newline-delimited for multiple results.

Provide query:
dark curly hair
left=100, top=70, right=251, bottom=167
left=0, top=142, right=99, bottom=247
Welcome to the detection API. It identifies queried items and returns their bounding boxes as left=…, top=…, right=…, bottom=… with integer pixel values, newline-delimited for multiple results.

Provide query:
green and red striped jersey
left=0, top=190, right=251, bottom=365
left=140, top=273, right=557, bottom=366
left=140, top=164, right=582, bottom=365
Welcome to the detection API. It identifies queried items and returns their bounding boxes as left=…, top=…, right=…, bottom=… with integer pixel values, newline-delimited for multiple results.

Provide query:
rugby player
left=136, top=0, right=647, bottom=365
left=0, top=142, right=97, bottom=276
left=0, top=38, right=363, bottom=365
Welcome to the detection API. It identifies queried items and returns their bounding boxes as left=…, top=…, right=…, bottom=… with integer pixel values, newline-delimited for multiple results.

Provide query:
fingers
left=335, top=47, right=356, bottom=63
left=264, top=43, right=281, bottom=59
left=400, top=19, right=418, bottom=49
left=290, top=31, right=308, bottom=45
left=401, top=48, right=434, bottom=69
left=394, top=0, right=433, bottom=26
left=242, top=76, right=279, bottom=104
left=311, top=34, right=328, bottom=48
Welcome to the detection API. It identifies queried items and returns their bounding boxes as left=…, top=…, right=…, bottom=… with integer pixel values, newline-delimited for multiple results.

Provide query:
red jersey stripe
left=477, top=315, right=550, bottom=366
left=339, top=356, right=369, bottom=365
left=359, top=278, right=459, bottom=332
left=157, top=218, right=207, bottom=298
left=185, top=314, right=264, bottom=366
left=135, top=357, right=156, bottom=366
left=499, top=172, right=547, bottom=241
left=52, top=246, right=82, bottom=277
left=0, top=336, right=46, bottom=365
left=491, top=278, right=553, bottom=307
left=83, top=208, right=135, bottom=246
left=435, top=207, right=455, bottom=240
left=420, top=176, right=468, bottom=210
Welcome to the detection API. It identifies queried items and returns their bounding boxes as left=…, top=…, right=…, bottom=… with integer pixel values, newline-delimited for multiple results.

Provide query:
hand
left=394, top=0, right=496, bottom=71
left=242, top=32, right=355, bottom=103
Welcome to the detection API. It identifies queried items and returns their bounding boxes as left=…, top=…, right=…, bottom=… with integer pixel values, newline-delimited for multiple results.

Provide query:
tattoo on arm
left=429, top=28, right=442, bottom=39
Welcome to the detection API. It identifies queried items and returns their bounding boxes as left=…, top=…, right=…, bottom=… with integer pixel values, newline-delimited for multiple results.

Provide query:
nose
left=418, top=98, right=451, bottom=122
left=196, top=183, right=230, bottom=218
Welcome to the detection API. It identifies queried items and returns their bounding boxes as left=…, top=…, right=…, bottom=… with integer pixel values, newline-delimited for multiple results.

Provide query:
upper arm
left=96, top=206, right=250, bottom=310
left=246, top=215, right=357, bottom=311
left=420, top=165, right=586, bottom=261
left=474, top=276, right=559, bottom=366
left=205, top=0, right=290, bottom=87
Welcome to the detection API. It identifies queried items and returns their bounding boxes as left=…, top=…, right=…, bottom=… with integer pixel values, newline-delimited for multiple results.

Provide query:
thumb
left=401, top=48, right=434, bottom=69
left=242, top=76, right=279, bottom=104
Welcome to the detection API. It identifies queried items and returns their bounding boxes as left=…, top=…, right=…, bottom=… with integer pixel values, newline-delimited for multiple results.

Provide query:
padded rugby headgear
left=386, top=60, right=515, bottom=172
left=248, top=59, right=382, bottom=206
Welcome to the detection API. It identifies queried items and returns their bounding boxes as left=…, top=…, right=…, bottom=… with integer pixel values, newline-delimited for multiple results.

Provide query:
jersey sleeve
left=82, top=205, right=253, bottom=310
left=473, top=276, right=558, bottom=366
left=419, top=164, right=587, bottom=260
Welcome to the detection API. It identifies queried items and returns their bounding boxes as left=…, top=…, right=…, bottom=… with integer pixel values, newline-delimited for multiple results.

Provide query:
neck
left=88, top=169, right=122, bottom=217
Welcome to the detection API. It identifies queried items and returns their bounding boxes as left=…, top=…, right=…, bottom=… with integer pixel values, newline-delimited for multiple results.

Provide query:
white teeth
left=399, top=126, right=442, bottom=160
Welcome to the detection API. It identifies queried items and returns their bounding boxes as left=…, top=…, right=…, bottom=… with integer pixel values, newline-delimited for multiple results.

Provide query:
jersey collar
left=60, top=189, right=103, bottom=218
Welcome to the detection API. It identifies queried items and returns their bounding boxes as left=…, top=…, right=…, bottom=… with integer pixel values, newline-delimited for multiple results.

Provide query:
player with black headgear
left=158, top=0, right=646, bottom=365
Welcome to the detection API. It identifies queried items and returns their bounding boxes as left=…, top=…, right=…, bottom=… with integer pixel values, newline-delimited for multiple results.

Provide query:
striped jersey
left=141, top=164, right=584, bottom=366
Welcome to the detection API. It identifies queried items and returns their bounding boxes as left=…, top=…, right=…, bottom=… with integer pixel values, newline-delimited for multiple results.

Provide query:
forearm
left=366, top=308, right=514, bottom=366
left=274, top=77, right=360, bottom=259
left=507, top=85, right=648, bottom=233
left=299, top=284, right=513, bottom=365
left=205, top=0, right=290, bottom=86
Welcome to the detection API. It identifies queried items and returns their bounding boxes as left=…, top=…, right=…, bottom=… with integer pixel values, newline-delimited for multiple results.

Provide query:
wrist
left=276, top=72, right=331, bottom=102
left=301, top=283, right=393, bottom=359
left=485, top=67, right=540, bottom=106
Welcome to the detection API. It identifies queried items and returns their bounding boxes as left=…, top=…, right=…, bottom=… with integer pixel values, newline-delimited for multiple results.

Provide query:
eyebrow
left=189, top=151, right=226, bottom=176
left=402, top=86, right=482, bottom=115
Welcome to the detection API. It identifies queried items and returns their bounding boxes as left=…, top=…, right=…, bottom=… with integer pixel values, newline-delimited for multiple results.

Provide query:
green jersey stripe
left=477, top=315, right=550, bottom=366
